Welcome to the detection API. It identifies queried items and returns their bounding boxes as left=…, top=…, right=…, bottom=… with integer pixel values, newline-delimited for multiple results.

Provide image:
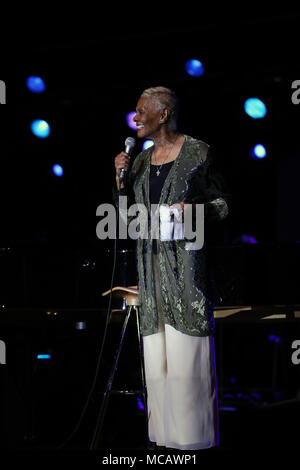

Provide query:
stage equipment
left=89, top=286, right=148, bottom=449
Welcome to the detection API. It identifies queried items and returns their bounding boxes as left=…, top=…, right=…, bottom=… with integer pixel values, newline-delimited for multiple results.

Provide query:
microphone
left=119, top=137, right=136, bottom=184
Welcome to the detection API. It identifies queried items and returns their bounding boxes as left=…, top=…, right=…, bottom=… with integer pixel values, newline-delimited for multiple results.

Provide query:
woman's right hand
left=114, top=151, right=131, bottom=179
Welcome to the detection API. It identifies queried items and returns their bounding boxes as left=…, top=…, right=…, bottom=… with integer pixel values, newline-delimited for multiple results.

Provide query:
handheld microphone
left=119, top=137, right=136, bottom=184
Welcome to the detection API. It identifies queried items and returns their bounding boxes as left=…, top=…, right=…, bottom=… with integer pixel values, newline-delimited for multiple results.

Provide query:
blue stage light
left=219, top=406, right=237, bottom=412
left=137, top=397, right=144, bottom=411
left=37, top=354, right=51, bottom=359
left=244, top=98, right=267, bottom=119
left=26, top=76, right=46, bottom=93
left=268, top=334, right=282, bottom=344
left=185, top=59, right=205, bottom=77
left=143, top=139, right=154, bottom=150
left=250, top=144, right=267, bottom=160
left=240, top=234, right=258, bottom=244
left=233, top=234, right=258, bottom=244
left=126, top=111, right=138, bottom=130
left=52, top=164, right=63, bottom=177
left=30, top=119, right=50, bottom=138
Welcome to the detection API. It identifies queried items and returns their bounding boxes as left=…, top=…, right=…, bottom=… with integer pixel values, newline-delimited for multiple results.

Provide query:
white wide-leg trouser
left=142, top=254, right=219, bottom=450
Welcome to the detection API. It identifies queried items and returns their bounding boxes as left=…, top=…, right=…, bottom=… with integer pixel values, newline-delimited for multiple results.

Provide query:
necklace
left=153, top=135, right=178, bottom=176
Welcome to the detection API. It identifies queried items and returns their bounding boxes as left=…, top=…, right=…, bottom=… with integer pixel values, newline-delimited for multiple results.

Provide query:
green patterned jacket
left=114, top=135, right=229, bottom=337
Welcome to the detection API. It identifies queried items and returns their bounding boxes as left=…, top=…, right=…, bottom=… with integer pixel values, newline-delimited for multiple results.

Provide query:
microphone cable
left=88, top=201, right=120, bottom=449
left=56, top=187, right=121, bottom=450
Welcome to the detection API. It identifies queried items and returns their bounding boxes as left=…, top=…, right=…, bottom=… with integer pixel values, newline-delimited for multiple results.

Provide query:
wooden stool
left=90, top=286, right=148, bottom=448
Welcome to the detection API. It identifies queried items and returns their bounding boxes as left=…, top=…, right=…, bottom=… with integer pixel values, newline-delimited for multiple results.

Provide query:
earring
left=159, top=119, right=164, bottom=124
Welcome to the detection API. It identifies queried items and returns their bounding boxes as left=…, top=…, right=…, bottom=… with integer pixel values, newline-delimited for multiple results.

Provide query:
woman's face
left=134, top=96, right=163, bottom=139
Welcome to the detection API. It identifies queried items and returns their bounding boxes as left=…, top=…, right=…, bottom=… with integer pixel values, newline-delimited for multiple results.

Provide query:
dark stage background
left=0, top=10, right=300, bottom=457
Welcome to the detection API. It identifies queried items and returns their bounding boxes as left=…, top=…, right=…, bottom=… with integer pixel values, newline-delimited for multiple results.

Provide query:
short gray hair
left=140, top=86, right=178, bottom=131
